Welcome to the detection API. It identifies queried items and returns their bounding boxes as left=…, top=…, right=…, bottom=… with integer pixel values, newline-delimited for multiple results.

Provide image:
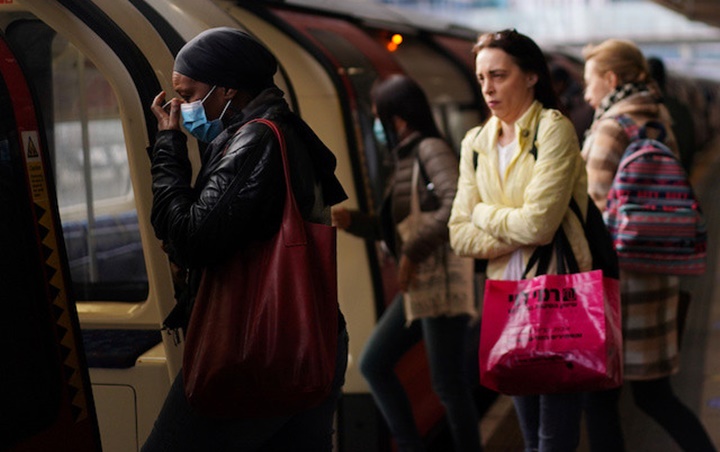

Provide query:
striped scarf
left=593, top=82, right=649, bottom=122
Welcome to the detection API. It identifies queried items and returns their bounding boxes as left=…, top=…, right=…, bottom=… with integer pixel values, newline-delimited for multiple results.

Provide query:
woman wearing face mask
left=142, top=28, right=348, bottom=451
left=332, top=74, right=480, bottom=452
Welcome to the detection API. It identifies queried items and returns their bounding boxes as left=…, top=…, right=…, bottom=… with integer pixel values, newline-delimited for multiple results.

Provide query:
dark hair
left=371, top=74, right=442, bottom=149
left=646, top=56, right=666, bottom=91
left=550, top=63, right=571, bottom=85
left=473, top=29, right=560, bottom=110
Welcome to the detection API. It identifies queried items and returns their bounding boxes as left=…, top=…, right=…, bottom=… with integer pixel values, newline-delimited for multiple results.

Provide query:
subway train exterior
left=2, top=1, right=718, bottom=451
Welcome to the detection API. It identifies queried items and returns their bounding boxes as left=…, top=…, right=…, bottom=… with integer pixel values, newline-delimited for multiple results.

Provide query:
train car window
left=269, top=7, right=403, bottom=212
left=303, top=28, right=392, bottom=208
left=370, top=31, right=482, bottom=153
left=6, top=21, right=148, bottom=302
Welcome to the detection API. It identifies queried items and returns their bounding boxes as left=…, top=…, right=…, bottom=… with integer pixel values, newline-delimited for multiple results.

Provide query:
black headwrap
left=174, top=27, right=277, bottom=91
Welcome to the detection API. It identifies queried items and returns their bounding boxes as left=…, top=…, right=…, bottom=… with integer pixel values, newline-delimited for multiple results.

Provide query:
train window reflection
left=5, top=21, right=149, bottom=302
left=368, top=30, right=482, bottom=153
left=50, top=37, right=148, bottom=301
left=54, top=120, right=130, bottom=207
left=305, top=27, right=390, bottom=210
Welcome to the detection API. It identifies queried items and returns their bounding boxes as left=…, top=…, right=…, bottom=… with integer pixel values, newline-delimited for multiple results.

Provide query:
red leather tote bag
left=183, top=118, right=338, bottom=418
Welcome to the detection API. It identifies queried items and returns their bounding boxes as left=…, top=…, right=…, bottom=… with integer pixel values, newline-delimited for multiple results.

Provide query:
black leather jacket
left=149, top=87, right=347, bottom=329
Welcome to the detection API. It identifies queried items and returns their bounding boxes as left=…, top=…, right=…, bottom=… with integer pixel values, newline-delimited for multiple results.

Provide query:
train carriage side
left=1, top=0, right=491, bottom=451
left=0, top=1, right=178, bottom=450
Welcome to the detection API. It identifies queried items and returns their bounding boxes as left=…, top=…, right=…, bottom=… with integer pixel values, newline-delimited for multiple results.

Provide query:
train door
left=0, top=29, right=101, bottom=452
left=0, top=2, right=182, bottom=451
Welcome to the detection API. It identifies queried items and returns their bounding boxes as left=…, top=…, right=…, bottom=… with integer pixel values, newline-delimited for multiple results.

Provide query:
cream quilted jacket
left=448, top=101, right=592, bottom=279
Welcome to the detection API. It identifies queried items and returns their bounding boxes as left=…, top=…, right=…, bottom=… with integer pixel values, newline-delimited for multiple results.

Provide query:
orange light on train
left=386, top=33, right=403, bottom=52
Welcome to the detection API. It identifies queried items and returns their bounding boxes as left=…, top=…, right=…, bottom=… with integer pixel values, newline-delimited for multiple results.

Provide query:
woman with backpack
left=581, top=38, right=716, bottom=452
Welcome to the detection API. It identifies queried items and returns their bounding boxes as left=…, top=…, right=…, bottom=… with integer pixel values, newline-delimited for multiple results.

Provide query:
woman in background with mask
left=143, top=27, right=348, bottom=451
left=332, top=74, right=480, bottom=452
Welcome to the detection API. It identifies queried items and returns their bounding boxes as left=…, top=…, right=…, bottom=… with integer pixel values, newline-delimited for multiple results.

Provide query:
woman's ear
left=526, top=73, right=539, bottom=88
left=604, top=70, right=619, bottom=88
left=226, top=88, right=255, bottom=111
left=222, top=87, right=237, bottom=100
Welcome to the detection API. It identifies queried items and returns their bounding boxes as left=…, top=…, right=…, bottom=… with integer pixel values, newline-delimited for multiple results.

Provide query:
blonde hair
left=582, top=39, right=649, bottom=84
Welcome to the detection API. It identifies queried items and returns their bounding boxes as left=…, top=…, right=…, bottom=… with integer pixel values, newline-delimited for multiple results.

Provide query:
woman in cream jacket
left=449, top=29, right=590, bottom=452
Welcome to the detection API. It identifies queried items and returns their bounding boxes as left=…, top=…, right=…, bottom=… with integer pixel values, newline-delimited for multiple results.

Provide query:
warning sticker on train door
left=0, top=29, right=100, bottom=451
left=21, top=130, right=48, bottom=202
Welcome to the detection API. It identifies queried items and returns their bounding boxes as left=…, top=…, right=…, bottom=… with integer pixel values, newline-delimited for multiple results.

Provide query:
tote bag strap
left=409, top=159, right=421, bottom=219
left=246, top=118, right=307, bottom=247
left=522, top=226, right=580, bottom=278
left=396, top=159, right=421, bottom=242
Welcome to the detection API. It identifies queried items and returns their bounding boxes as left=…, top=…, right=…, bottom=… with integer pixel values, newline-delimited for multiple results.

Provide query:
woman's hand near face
left=151, top=91, right=181, bottom=131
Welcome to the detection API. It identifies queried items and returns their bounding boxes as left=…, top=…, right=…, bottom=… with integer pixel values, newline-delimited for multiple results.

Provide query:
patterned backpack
left=604, top=115, right=706, bottom=275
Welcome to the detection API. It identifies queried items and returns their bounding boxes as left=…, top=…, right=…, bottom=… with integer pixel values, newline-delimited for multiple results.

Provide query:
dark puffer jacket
left=345, top=131, right=459, bottom=263
left=149, top=87, right=347, bottom=329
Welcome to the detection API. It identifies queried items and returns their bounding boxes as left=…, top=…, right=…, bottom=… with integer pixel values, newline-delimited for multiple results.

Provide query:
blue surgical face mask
left=181, top=85, right=231, bottom=143
left=373, top=117, right=387, bottom=147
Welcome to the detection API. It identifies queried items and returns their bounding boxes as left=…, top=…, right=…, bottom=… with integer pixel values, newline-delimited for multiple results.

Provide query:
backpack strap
left=471, top=121, right=540, bottom=169
left=614, top=114, right=641, bottom=141
left=471, top=126, right=483, bottom=170
left=528, top=124, right=540, bottom=160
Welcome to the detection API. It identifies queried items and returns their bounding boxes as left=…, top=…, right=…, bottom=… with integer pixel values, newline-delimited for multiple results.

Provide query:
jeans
left=141, top=327, right=348, bottom=452
left=359, top=293, right=481, bottom=452
left=512, top=393, right=582, bottom=452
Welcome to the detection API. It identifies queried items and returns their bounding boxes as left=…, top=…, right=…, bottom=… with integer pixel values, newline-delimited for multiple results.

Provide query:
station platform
left=477, top=143, right=720, bottom=451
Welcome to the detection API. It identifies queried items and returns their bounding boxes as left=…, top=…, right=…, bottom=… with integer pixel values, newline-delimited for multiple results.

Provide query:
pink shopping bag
left=479, top=270, right=622, bottom=395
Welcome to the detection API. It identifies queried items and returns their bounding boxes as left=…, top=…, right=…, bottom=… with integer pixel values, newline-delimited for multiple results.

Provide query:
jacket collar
left=474, top=100, right=543, bottom=156
left=393, top=130, right=424, bottom=160
left=591, top=91, right=670, bottom=134
left=227, top=86, right=287, bottom=128
left=199, top=87, right=286, bottom=165
left=600, top=91, right=661, bottom=120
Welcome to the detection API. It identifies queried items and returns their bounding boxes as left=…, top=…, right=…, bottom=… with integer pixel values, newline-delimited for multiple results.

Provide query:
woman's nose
left=482, top=80, right=493, bottom=95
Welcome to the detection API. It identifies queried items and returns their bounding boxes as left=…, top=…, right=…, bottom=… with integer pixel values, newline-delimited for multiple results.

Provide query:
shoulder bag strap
left=246, top=118, right=307, bottom=246
left=614, top=114, right=640, bottom=141
left=522, top=119, right=582, bottom=276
